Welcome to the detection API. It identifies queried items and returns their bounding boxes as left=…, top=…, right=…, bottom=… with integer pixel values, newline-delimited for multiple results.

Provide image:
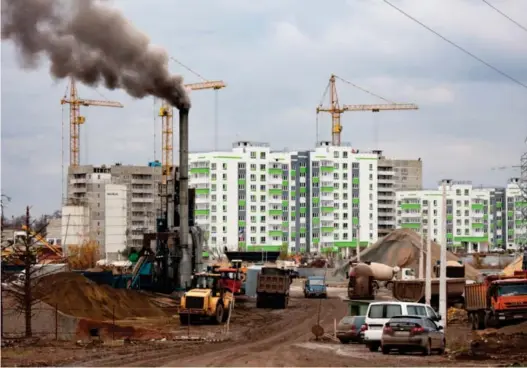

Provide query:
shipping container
left=61, top=205, right=90, bottom=254
left=104, top=184, right=127, bottom=256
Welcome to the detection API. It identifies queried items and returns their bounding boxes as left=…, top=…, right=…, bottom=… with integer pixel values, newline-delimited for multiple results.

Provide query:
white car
left=362, top=301, right=442, bottom=352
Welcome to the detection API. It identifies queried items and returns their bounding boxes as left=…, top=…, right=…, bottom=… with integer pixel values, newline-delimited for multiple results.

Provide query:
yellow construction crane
left=316, top=74, right=419, bottom=146
left=159, top=80, right=226, bottom=185
left=61, top=77, right=124, bottom=167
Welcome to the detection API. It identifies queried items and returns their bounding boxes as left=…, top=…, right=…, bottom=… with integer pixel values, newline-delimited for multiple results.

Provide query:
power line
left=382, top=0, right=527, bottom=91
left=481, top=0, right=527, bottom=34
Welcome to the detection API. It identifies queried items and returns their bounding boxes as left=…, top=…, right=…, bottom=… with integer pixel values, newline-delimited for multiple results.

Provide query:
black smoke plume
left=1, top=0, right=190, bottom=109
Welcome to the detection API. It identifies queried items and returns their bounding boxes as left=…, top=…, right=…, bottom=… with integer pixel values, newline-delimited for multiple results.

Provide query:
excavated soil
left=358, top=229, right=480, bottom=280
left=34, top=272, right=166, bottom=320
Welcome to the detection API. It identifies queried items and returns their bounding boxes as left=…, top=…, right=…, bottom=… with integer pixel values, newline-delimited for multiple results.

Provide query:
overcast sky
left=2, top=0, right=527, bottom=217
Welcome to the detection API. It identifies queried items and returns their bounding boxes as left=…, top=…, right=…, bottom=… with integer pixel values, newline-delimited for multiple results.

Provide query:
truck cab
left=304, top=276, right=328, bottom=298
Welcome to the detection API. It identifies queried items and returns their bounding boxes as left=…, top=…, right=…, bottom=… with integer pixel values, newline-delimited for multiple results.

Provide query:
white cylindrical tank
left=352, top=262, right=399, bottom=281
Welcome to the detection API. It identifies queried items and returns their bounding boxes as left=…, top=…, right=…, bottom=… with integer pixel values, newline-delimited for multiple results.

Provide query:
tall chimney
left=178, top=108, right=191, bottom=288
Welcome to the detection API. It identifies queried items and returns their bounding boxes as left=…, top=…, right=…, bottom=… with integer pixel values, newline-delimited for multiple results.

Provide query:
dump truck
left=465, top=271, right=527, bottom=330
left=178, top=271, right=234, bottom=324
left=256, top=267, right=290, bottom=309
left=391, top=262, right=467, bottom=309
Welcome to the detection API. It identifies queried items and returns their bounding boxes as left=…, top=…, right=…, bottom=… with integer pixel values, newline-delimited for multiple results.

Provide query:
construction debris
left=34, top=272, right=166, bottom=320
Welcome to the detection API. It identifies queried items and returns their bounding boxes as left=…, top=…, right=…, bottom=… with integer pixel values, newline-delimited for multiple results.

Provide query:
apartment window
left=334, top=151, right=339, bottom=158
left=222, top=173, right=227, bottom=180
left=260, top=226, right=266, bottom=232
left=222, top=195, right=227, bottom=201
left=260, top=236, right=266, bottom=242
left=251, top=152, right=256, bottom=159
left=343, top=152, right=348, bottom=158
left=260, top=174, right=266, bottom=181
left=222, top=163, right=227, bottom=170
left=260, top=164, right=266, bottom=170
left=369, top=164, right=373, bottom=171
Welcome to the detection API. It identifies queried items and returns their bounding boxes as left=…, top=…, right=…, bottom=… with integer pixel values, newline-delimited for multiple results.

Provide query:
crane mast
left=317, top=74, right=419, bottom=146
left=60, top=77, right=124, bottom=167
left=158, top=79, right=226, bottom=218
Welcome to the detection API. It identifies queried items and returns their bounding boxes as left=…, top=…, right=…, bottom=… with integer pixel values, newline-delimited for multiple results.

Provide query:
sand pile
left=447, top=307, right=468, bottom=324
left=358, top=229, right=480, bottom=280
left=503, top=254, right=524, bottom=276
left=34, top=272, right=166, bottom=321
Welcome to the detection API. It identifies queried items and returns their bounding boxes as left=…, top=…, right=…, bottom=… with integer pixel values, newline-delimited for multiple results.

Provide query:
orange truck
left=465, top=271, right=527, bottom=330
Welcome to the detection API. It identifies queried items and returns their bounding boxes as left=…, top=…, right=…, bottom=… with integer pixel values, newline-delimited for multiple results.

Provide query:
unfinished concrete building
left=374, top=151, right=423, bottom=239
left=67, top=164, right=162, bottom=256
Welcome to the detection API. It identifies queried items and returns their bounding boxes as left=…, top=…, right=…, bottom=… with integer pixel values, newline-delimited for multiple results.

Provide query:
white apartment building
left=396, top=179, right=509, bottom=252
left=506, top=178, right=527, bottom=249
left=189, top=141, right=380, bottom=255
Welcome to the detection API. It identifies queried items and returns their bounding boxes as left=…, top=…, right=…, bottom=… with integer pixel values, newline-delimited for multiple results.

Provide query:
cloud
left=1, top=0, right=526, bottom=216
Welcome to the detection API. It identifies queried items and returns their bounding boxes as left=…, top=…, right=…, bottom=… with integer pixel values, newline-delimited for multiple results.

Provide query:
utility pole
left=425, top=206, right=432, bottom=305
left=439, top=182, right=448, bottom=329
left=23, top=206, right=33, bottom=337
left=356, top=224, right=361, bottom=262
left=419, top=217, right=424, bottom=279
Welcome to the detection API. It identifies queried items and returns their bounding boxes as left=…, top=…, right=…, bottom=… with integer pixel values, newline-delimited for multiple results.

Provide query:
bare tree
left=1, top=206, right=61, bottom=338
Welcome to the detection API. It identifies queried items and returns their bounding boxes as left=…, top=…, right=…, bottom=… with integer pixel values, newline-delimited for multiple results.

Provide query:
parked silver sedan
left=381, top=315, right=445, bottom=355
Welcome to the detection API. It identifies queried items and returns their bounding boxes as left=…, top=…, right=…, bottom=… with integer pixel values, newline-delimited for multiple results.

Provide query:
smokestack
left=1, top=0, right=190, bottom=109
left=178, top=108, right=191, bottom=288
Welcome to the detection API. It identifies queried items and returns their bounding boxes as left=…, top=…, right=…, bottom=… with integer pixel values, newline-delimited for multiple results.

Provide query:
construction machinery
left=316, top=74, right=418, bottom=146
left=256, top=267, right=291, bottom=309
left=178, top=270, right=235, bottom=324
left=60, top=77, right=124, bottom=167
left=465, top=272, right=527, bottom=330
left=392, top=263, right=467, bottom=309
left=347, top=262, right=404, bottom=300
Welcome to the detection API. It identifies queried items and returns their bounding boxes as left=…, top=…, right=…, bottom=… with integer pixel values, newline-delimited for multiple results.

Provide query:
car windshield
left=498, top=283, right=527, bottom=296
left=338, top=316, right=355, bottom=326
left=193, top=276, right=217, bottom=289
left=406, top=305, right=427, bottom=316
left=309, top=279, right=325, bottom=286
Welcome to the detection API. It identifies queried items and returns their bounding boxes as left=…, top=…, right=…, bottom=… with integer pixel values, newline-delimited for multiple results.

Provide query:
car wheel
left=338, top=338, right=346, bottom=344
left=381, top=346, right=390, bottom=355
left=368, top=343, right=380, bottom=352
left=422, top=339, right=432, bottom=356
left=437, top=339, right=446, bottom=355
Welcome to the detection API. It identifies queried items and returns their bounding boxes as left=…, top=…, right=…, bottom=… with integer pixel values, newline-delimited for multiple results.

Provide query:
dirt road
left=68, top=288, right=478, bottom=367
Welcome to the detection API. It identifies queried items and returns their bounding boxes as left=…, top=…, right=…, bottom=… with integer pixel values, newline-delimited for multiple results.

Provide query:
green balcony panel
left=321, top=227, right=334, bottom=232
left=269, top=210, right=283, bottom=216
left=299, top=207, right=306, bottom=214
left=321, top=186, right=333, bottom=193
left=496, top=202, right=502, bottom=208
left=312, top=217, right=320, bottom=224
left=401, top=223, right=420, bottom=229
left=238, top=220, right=246, bottom=227
left=313, top=197, right=320, bottom=204
left=352, top=198, right=360, bottom=204
left=312, top=177, right=320, bottom=184
left=190, top=168, right=210, bottom=174
left=447, top=233, right=453, bottom=239
left=447, top=214, right=453, bottom=220
left=282, top=200, right=289, bottom=207
left=508, top=211, right=514, bottom=216
left=291, top=170, right=296, bottom=177
left=282, top=180, right=289, bottom=187
left=352, top=178, right=359, bottom=184
left=195, top=188, right=210, bottom=194
left=268, top=168, right=282, bottom=175
left=453, top=236, right=488, bottom=243
left=321, top=207, right=334, bottom=213
left=237, top=179, right=246, bottom=185
left=246, top=246, right=282, bottom=252
left=352, top=217, right=359, bottom=225
left=269, top=189, right=282, bottom=195
left=238, top=200, right=246, bottom=206
left=321, top=166, right=334, bottom=173
left=194, top=209, right=210, bottom=215
left=300, top=187, right=307, bottom=193
left=471, top=223, right=484, bottom=229
left=282, top=221, right=289, bottom=227
left=269, top=230, right=283, bottom=237
left=312, top=238, right=320, bottom=244
left=471, top=204, right=484, bottom=210
left=300, top=167, right=307, bottom=174
left=202, top=251, right=209, bottom=257
left=517, top=201, right=527, bottom=207
left=400, top=203, right=421, bottom=210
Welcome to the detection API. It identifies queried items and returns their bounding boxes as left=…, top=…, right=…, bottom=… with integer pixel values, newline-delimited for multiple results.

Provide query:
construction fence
left=1, top=305, right=224, bottom=342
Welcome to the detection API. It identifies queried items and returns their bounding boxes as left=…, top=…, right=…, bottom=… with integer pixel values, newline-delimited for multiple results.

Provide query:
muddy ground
left=2, top=286, right=526, bottom=367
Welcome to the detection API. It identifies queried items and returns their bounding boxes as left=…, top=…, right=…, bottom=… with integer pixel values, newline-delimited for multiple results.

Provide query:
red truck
left=465, top=271, right=527, bottom=330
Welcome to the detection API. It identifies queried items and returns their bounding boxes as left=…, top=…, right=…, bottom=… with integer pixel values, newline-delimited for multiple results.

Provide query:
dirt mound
left=359, top=229, right=480, bottom=280
left=447, top=307, right=468, bottom=324
left=503, top=255, right=524, bottom=276
left=34, top=272, right=166, bottom=321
